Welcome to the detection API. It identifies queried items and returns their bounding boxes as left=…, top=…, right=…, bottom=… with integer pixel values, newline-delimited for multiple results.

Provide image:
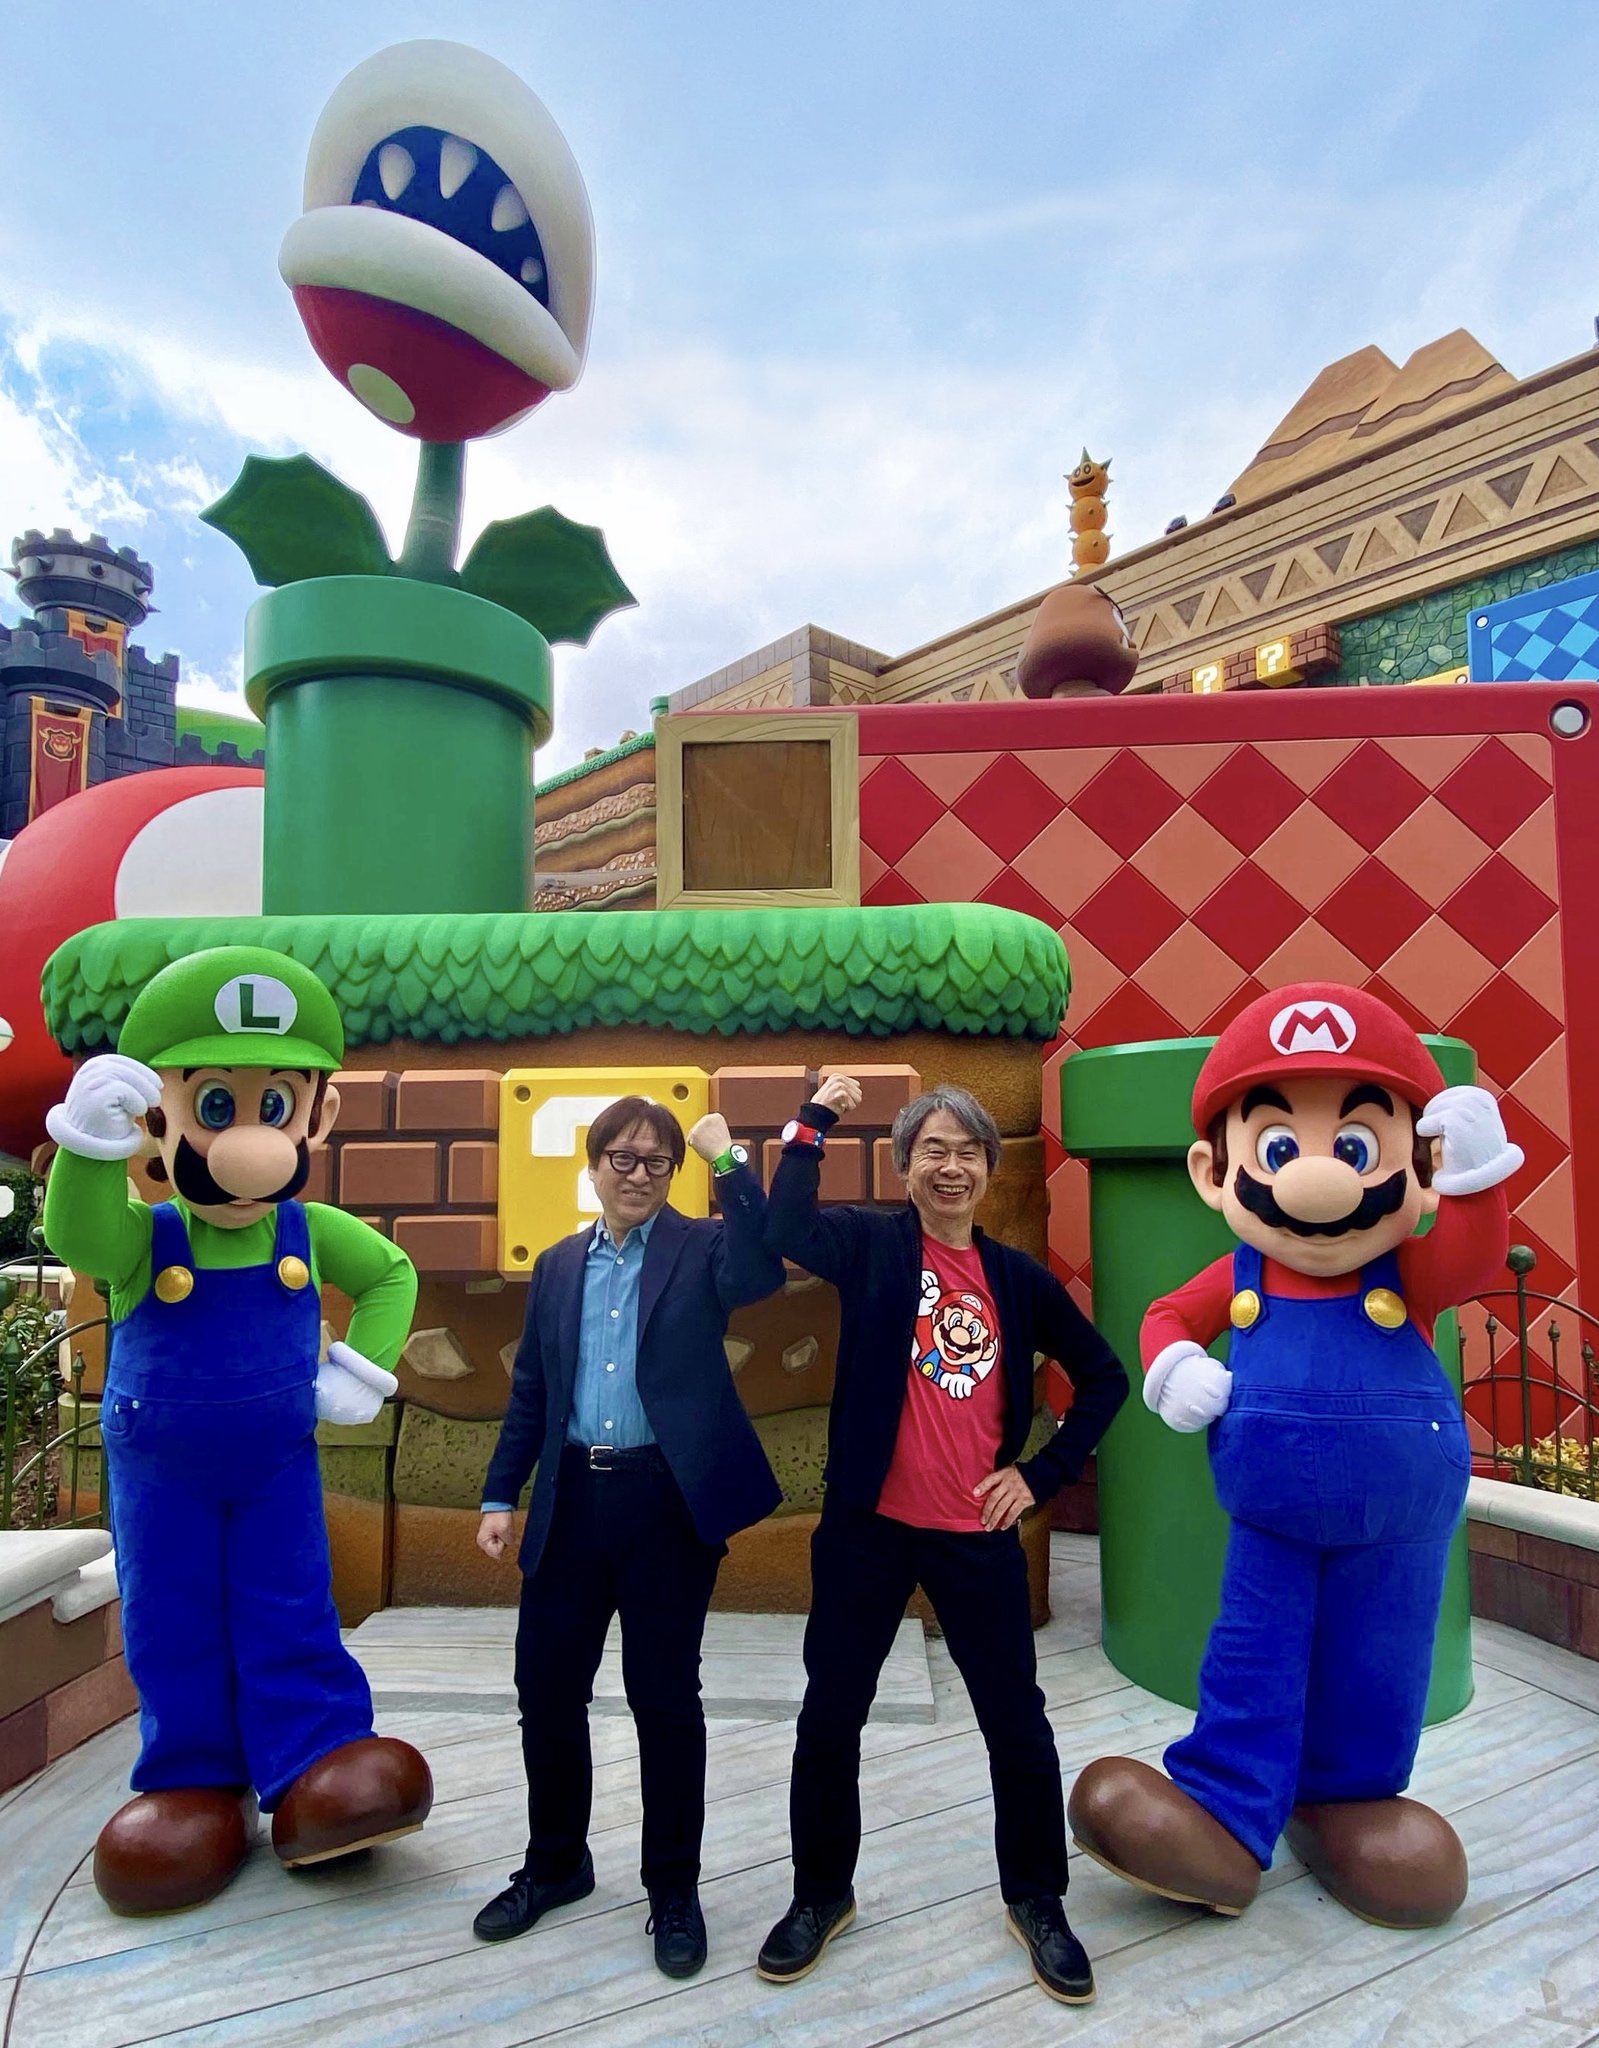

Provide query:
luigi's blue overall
left=103, top=1201, right=375, bottom=1810
left=1162, top=1242, right=1472, bottom=1867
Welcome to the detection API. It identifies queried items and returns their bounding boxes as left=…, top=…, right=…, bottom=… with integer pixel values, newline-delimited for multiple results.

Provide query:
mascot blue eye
left=197, top=1086, right=236, bottom=1131
left=259, top=1086, right=295, bottom=1129
left=1333, top=1123, right=1379, bottom=1173
left=1256, top=1125, right=1299, bottom=1173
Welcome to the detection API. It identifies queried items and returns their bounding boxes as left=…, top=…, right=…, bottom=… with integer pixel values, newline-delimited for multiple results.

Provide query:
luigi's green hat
left=118, top=947, right=344, bottom=1073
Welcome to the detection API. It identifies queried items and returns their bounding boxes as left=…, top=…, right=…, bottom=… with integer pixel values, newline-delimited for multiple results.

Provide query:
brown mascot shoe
left=1069, top=1756, right=1260, bottom=1916
left=94, top=1787, right=258, bottom=1915
left=272, top=1736, right=433, bottom=1868
left=1285, top=1798, right=1468, bottom=1928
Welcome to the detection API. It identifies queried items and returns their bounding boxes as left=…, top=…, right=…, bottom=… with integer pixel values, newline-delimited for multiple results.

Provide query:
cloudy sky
left=3, top=1, right=1597, bottom=774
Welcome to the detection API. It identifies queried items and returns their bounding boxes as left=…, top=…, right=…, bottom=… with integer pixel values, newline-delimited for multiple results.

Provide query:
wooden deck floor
left=7, top=1535, right=1599, bottom=2046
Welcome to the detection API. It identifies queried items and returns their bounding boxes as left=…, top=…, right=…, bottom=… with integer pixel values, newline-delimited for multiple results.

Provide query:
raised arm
left=42, top=1056, right=165, bottom=1291
left=763, top=1076, right=872, bottom=1286
left=687, top=1112, right=786, bottom=1311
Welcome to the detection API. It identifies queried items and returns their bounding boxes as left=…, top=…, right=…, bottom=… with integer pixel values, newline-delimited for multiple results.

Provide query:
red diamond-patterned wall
left=857, top=685, right=1599, bottom=1451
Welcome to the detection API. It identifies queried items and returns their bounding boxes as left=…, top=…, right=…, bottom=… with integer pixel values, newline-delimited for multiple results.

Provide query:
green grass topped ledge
left=44, top=905, right=1070, bottom=1051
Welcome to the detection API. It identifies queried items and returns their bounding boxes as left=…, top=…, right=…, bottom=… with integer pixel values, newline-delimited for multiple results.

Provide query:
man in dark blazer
left=474, top=1096, right=783, bottom=1979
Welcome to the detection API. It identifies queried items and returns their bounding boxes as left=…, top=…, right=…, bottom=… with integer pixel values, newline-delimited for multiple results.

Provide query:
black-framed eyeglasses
left=602, top=1149, right=676, bottom=1180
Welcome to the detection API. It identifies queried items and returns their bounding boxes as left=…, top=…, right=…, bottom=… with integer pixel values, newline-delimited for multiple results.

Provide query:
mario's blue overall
left=104, top=1201, right=375, bottom=1810
left=1162, top=1241, right=1471, bottom=1866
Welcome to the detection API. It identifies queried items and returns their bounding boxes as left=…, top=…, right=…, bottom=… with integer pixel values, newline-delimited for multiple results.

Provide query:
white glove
left=937, top=1369, right=976, bottom=1399
left=315, top=1340, right=398, bottom=1426
left=1144, top=1340, right=1233, bottom=1433
left=45, top=1054, right=163, bottom=1161
left=1416, top=1085, right=1524, bottom=1196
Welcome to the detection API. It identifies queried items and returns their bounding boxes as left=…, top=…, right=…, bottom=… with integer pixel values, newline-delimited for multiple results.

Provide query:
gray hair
left=890, top=1086, right=1002, bottom=1175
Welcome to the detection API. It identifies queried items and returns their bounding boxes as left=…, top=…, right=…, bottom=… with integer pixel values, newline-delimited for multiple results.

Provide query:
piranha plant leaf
left=201, top=454, right=394, bottom=588
left=459, top=506, right=635, bottom=646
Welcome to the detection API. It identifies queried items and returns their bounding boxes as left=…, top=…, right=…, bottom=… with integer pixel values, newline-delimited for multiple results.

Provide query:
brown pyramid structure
left=1228, top=331, right=1513, bottom=505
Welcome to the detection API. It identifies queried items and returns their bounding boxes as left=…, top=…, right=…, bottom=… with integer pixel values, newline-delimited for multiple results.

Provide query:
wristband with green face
left=712, top=1144, right=749, bottom=1175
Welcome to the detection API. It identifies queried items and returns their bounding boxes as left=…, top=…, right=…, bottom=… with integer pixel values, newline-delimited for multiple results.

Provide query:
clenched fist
left=1416, top=1086, right=1524, bottom=1197
left=46, top=1054, right=163, bottom=1161
left=810, top=1073, right=862, bottom=1118
left=688, top=1112, right=734, bottom=1163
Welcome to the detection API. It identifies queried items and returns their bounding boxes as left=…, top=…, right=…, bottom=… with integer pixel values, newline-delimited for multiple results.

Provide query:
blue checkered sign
left=1468, top=569, right=1599, bottom=682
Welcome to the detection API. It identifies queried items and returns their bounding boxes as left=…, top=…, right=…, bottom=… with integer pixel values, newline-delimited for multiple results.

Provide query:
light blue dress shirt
left=566, top=1211, right=659, bottom=1449
left=482, top=1213, right=661, bottom=1509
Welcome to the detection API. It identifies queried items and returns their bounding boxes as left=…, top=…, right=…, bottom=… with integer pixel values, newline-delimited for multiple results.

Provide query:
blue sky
left=3, top=1, right=1597, bottom=772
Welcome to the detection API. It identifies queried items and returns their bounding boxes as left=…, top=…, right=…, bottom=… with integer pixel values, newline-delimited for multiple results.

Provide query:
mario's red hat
left=1192, top=982, right=1445, bottom=1134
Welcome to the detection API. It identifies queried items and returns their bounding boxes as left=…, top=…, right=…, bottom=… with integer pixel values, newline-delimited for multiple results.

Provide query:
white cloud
left=3, top=107, right=1597, bottom=778
left=0, top=372, right=149, bottom=539
left=177, top=653, right=252, bottom=717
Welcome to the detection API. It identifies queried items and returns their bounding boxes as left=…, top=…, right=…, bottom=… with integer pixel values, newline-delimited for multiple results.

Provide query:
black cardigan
left=766, top=1112, right=1128, bottom=1513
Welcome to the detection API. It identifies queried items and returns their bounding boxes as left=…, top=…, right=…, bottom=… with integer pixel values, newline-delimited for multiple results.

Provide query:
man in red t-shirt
left=1070, top=983, right=1520, bottom=1932
left=755, top=1077, right=1127, bottom=2006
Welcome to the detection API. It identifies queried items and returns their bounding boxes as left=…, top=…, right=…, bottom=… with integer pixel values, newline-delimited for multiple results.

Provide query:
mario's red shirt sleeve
left=1141, top=1254, right=1233, bottom=1369
left=1398, top=1185, right=1510, bottom=1338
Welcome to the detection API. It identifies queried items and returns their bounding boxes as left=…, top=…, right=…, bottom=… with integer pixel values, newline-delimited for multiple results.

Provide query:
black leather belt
left=563, top=1442, right=668, bottom=1473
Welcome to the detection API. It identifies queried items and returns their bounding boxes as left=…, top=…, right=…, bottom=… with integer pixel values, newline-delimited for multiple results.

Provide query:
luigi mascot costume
left=1070, top=983, right=1520, bottom=1930
left=44, top=946, right=433, bottom=1916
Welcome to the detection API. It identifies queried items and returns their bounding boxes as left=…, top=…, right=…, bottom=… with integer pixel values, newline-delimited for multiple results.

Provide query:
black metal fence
left=0, top=1232, right=110, bottom=1532
left=1468, top=1245, right=1599, bottom=1498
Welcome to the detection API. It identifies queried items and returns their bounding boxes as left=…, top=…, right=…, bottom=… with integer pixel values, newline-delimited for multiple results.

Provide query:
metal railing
left=1467, top=1245, right=1599, bottom=1498
left=0, top=1231, right=111, bottom=1533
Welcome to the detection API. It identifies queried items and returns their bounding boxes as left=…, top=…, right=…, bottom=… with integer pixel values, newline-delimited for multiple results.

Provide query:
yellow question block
left=1253, top=637, right=1303, bottom=686
left=497, top=1067, right=711, bottom=1277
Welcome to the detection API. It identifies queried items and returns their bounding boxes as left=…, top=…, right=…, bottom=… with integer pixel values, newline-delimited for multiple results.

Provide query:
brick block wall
left=1155, top=621, right=1342, bottom=695
left=713, top=1065, right=922, bottom=1209
left=304, top=1069, right=500, bottom=1278
left=304, top=1060, right=931, bottom=1278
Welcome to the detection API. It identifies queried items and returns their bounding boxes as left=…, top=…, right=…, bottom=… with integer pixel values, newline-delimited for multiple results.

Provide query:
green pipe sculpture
left=201, top=42, right=634, bottom=917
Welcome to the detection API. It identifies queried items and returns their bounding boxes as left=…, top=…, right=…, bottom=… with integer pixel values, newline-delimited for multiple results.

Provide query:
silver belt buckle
left=588, top=1444, right=615, bottom=1471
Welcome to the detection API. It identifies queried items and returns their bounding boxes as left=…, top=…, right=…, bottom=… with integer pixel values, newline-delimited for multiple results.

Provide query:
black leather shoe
left=1007, top=1895, right=1095, bottom=2005
left=756, top=1892, right=856, bottom=1982
left=646, top=1888, right=707, bottom=1978
left=472, top=1850, right=596, bottom=1942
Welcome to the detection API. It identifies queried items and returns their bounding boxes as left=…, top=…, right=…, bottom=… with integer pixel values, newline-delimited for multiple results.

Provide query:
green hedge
left=44, top=904, right=1070, bottom=1050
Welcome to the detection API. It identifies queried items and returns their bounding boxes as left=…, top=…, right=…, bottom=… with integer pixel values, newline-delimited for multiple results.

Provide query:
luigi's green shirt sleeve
left=304, top=1204, right=416, bottom=1372
left=42, top=1149, right=154, bottom=1309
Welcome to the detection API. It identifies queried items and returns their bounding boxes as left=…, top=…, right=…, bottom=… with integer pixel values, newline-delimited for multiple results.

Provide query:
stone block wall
left=1468, top=1516, right=1599, bottom=1658
left=0, top=1537, right=133, bottom=1794
left=1331, top=536, right=1599, bottom=688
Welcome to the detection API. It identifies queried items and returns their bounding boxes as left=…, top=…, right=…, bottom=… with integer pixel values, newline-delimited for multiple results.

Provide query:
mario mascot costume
left=1070, top=983, right=1520, bottom=1929
left=43, top=947, right=432, bottom=1915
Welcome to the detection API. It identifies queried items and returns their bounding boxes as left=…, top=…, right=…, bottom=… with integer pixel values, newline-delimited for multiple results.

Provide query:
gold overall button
left=1230, top=1289, right=1262, bottom=1330
left=1364, top=1287, right=1406, bottom=1330
left=154, top=1265, right=194, bottom=1304
left=277, top=1256, right=311, bottom=1291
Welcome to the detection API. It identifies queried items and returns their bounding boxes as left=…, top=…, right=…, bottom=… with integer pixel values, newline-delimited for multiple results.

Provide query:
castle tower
left=0, top=529, right=181, bottom=836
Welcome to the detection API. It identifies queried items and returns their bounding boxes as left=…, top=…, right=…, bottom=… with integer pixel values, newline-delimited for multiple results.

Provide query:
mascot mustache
left=173, top=1135, right=312, bottom=1209
left=1233, top=1167, right=1408, bottom=1239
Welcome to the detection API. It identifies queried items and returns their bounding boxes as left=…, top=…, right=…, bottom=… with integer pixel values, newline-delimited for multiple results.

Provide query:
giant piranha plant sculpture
left=201, top=42, right=633, bottom=919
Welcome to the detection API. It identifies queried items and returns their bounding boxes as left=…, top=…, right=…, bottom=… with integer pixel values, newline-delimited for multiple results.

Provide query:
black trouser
left=515, top=1445, right=724, bottom=1894
left=790, top=1496, right=1068, bottom=1906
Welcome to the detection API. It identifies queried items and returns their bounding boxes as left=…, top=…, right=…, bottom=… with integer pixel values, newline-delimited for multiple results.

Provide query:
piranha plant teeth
left=278, top=40, right=594, bottom=442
